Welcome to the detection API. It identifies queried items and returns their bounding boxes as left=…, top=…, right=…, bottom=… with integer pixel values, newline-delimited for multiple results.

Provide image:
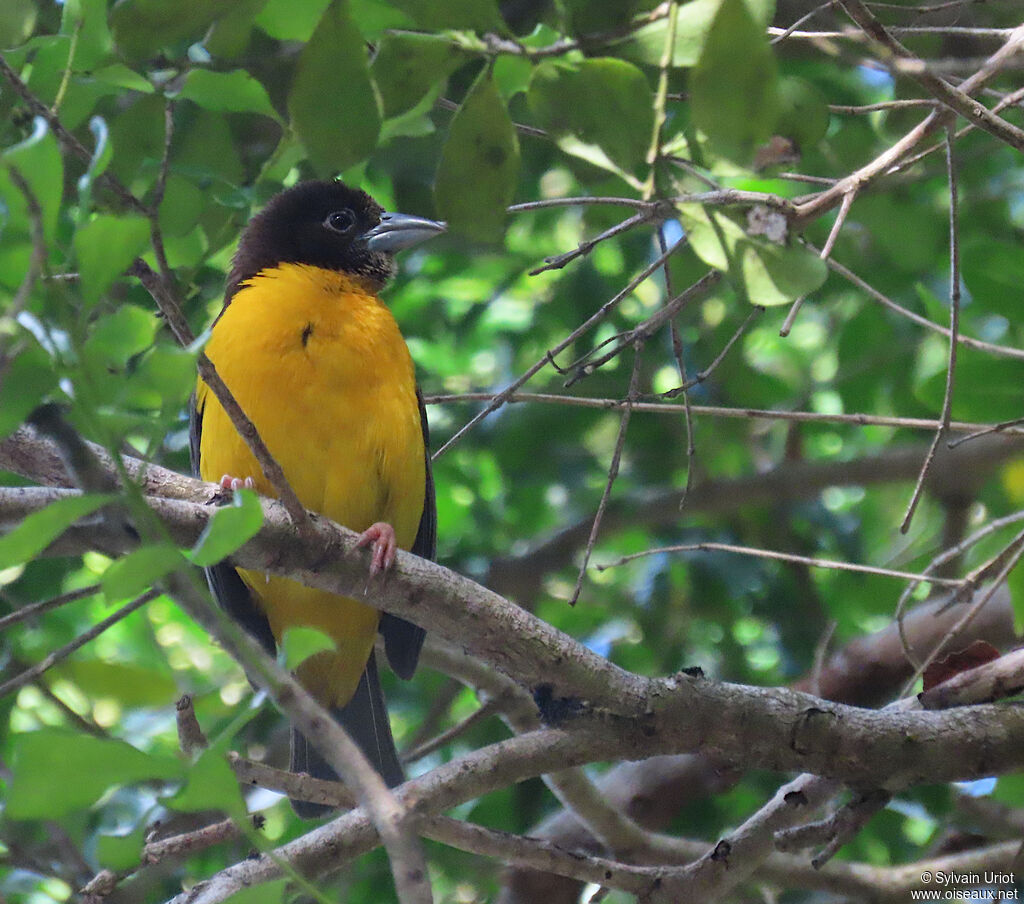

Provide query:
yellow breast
left=196, top=263, right=425, bottom=704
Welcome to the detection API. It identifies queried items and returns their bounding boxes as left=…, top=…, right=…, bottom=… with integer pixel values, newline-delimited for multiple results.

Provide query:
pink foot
left=355, top=521, right=397, bottom=577
left=219, top=474, right=255, bottom=491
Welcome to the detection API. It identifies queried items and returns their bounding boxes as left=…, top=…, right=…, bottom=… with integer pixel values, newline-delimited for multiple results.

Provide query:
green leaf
left=7, top=729, right=182, bottom=819
left=109, top=0, right=252, bottom=62
left=82, top=305, right=160, bottom=371
left=162, top=748, right=247, bottom=817
left=691, top=0, right=779, bottom=164
left=915, top=347, right=1024, bottom=424
left=89, top=63, right=154, bottom=93
left=0, top=494, right=112, bottom=569
left=288, top=0, right=381, bottom=176
left=435, top=70, right=519, bottom=242
left=124, top=343, right=197, bottom=410
left=178, top=69, right=280, bottom=121
left=73, top=215, right=151, bottom=305
left=528, top=59, right=654, bottom=173
left=370, top=32, right=463, bottom=118
left=387, top=0, right=504, bottom=32
left=59, top=659, right=179, bottom=707
left=776, top=76, right=830, bottom=149
left=62, top=0, right=114, bottom=69
left=224, top=880, right=289, bottom=904
left=188, top=489, right=264, bottom=567
left=1, top=120, right=64, bottom=243
left=0, top=342, right=58, bottom=440
left=0, top=0, right=38, bottom=48
left=492, top=55, right=532, bottom=100
left=97, top=823, right=147, bottom=871
left=1008, top=559, right=1024, bottom=636
left=617, top=0, right=774, bottom=67
left=678, top=204, right=827, bottom=305
left=961, top=239, right=1024, bottom=320
left=281, top=626, right=336, bottom=670
left=101, top=543, right=182, bottom=601
left=255, top=0, right=332, bottom=40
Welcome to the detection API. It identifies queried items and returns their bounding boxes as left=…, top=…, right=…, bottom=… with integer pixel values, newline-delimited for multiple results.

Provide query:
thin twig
left=565, top=270, right=719, bottom=386
left=658, top=304, right=764, bottom=398
left=597, top=541, right=966, bottom=587
left=821, top=252, right=1024, bottom=361
left=530, top=210, right=657, bottom=275
left=779, top=294, right=808, bottom=337
left=839, top=3, right=1024, bottom=151
left=569, top=345, right=644, bottom=606
left=819, top=190, right=855, bottom=261
left=900, top=126, right=960, bottom=533
left=658, top=226, right=697, bottom=512
left=402, top=697, right=505, bottom=764
left=424, top=391, right=1024, bottom=435
left=0, top=584, right=100, bottom=632
left=829, top=99, right=939, bottom=113
left=898, top=537, right=1024, bottom=697
left=0, top=53, right=148, bottom=215
left=0, top=590, right=159, bottom=700
left=771, top=0, right=838, bottom=45
left=433, top=238, right=684, bottom=459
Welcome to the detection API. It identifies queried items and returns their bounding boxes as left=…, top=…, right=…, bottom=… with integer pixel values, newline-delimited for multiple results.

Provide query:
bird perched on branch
left=190, top=180, right=443, bottom=817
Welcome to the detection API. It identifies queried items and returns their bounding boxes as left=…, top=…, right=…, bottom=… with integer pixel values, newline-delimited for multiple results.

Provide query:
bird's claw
left=355, top=521, right=397, bottom=577
left=219, top=474, right=255, bottom=491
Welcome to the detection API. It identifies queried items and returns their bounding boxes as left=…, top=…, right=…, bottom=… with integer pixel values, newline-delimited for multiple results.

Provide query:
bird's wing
left=190, top=383, right=277, bottom=655
left=379, top=388, right=433, bottom=679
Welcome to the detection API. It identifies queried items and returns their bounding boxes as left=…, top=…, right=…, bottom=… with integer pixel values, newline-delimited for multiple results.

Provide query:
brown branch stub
left=176, top=694, right=209, bottom=755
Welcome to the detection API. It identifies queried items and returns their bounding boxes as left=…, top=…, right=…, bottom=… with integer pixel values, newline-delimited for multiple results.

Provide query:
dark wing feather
left=380, top=388, right=433, bottom=680
left=189, top=390, right=276, bottom=655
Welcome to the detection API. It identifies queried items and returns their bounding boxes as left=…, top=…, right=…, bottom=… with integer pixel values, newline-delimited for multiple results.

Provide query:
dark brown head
left=226, top=180, right=445, bottom=300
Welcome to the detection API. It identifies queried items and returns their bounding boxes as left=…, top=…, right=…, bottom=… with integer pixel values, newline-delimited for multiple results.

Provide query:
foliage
left=1, top=0, right=1024, bottom=902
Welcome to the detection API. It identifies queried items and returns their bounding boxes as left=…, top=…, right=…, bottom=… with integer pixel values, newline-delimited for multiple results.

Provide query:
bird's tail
left=289, top=652, right=403, bottom=818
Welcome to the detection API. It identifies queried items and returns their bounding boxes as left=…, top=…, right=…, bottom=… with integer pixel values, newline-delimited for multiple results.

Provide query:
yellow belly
left=196, top=263, right=425, bottom=705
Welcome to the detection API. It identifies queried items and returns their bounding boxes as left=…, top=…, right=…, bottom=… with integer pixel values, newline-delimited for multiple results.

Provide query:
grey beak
left=363, top=212, right=446, bottom=253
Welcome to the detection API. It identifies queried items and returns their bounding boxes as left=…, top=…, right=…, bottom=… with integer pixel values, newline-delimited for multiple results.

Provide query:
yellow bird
left=190, top=180, right=443, bottom=816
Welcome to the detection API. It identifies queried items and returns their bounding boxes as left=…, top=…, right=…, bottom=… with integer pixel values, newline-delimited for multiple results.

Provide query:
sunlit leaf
left=101, top=543, right=182, bottom=601
left=162, top=748, right=247, bottom=817
left=0, top=342, right=58, bottom=440
left=7, top=730, right=181, bottom=819
left=97, top=823, right=147, bottom=871
left=74, top=216, right=151, bottom=305
left=0, top=494, right=111, bottom=569
left=188, top=489, right=264, bottom=567
left=281, top=625, right=336, bottom=670
left=691, top=0, right=779, bottom=163
left=528, top=59, right=653, bottom=174
left=678, top=204, right=826, bottom=305
left=178, top=69, right=280, bottom=120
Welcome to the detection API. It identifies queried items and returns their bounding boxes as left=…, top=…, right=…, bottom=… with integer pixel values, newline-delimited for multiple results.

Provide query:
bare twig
left=818, top=190, right=855, bottom=261
left=0, top=584, right=100, bottom=632
left=176, top=694, right=209, bottom=755
left=598, top=540, right=965, bottom=587
left=838, top=4, right=1024, bottom=151
left=821, top=252, right=1024, bottom=361
left=569, top=345, right=644, bottom=606
left=0, top=590, right=159, bottom=701
left=900, top=126, right=961, bottom=533
left=433, top=237, right=684, bottom=459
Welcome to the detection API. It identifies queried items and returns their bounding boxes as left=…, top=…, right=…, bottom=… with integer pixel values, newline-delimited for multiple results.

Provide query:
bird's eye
left=325, top=209, right=356, bottom=233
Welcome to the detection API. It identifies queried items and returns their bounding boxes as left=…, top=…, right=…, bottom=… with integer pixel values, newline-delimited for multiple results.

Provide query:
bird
left=189, top=179, right=444, bottom=817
